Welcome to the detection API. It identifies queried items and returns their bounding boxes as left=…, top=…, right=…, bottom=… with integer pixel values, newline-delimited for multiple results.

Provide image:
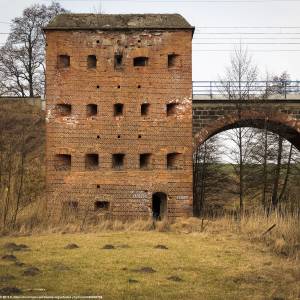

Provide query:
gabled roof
left=45, top=13, right=194, bottom=31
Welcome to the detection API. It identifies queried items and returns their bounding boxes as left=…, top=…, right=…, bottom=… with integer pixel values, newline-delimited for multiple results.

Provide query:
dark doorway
left=152, top=192, right=167, bottom=220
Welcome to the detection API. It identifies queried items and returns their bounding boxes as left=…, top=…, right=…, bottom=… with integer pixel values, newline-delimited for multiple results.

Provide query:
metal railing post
left=284, top=81, right=287, bottom=99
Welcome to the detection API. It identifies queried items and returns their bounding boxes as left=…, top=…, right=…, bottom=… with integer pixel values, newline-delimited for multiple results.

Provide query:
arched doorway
left=152, top=192, right=167, bottom=220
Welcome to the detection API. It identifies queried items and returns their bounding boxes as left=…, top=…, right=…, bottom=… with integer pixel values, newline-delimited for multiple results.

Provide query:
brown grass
left=1, top=230, right=299, bottom=299
left=4, top=198, right=299, bottom=260
left=170, top=214, right=300, bottom=259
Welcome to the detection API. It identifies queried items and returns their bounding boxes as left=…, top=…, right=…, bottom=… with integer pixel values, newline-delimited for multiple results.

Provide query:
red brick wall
left=45, top=29, right=193, bottom=219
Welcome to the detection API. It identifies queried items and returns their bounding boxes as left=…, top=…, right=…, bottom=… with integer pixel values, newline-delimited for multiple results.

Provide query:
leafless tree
left=218, top=46, right=258, bottom=216
left=267, top=71, right=291, bottom=98
left=220, top=46, right=258, bottom=100
left=0, top=2, right=68, bottom=97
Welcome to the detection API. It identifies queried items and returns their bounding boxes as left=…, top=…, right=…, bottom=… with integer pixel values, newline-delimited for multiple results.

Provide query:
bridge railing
left=192, top=81, right=300, bottom=100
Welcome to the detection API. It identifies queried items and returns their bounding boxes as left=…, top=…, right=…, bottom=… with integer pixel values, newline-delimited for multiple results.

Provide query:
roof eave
left=43, top=26, right=195, bottom=33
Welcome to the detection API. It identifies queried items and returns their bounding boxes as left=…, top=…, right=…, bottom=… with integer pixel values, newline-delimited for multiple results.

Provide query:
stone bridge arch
left=192, top=100, right=300, bottom=151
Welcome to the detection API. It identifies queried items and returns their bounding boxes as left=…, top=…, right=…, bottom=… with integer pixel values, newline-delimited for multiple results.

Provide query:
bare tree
left=218, top=46, right=258, bottom=216
left=0, top=2, right=68, bottom=97
left=220, top=46, right=258, bottom=100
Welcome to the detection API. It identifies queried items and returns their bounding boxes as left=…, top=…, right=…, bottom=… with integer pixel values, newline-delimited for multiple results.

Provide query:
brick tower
left=44, top=14, right=194, bottom=220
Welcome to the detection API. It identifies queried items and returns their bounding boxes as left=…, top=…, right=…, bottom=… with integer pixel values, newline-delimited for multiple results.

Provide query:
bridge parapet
left=193, top=81, right=300, bottom=100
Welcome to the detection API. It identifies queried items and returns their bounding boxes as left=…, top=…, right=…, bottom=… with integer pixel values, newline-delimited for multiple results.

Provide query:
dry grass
left=178, top=214, right=300, bottom=259
left=0, top=202, right=299, bottom=298
left=0, top=230, right=299, bottom=299
left=5, top=200, right=300, bottom=260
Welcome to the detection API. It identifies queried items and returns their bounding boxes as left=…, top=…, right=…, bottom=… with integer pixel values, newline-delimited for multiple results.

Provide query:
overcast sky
left=0, top=0, right=300, bottom=81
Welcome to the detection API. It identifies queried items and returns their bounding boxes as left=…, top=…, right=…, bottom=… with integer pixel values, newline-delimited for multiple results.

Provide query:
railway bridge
left=192, top=81, right=300, bottom=151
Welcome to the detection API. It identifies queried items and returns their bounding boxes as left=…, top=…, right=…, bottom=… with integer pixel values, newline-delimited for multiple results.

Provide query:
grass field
left=0, top=229, right=299, bottom=299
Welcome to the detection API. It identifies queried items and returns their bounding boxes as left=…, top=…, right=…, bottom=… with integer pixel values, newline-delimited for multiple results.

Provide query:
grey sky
left=0, top=0, right=300, bottom=81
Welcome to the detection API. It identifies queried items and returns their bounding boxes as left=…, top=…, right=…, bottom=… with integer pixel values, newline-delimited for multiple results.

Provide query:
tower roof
left=45, top=13, right=194, bottom=31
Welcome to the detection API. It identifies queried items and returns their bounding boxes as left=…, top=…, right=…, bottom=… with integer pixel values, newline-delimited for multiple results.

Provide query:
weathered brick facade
left=45, top=14, right=194, bottom=220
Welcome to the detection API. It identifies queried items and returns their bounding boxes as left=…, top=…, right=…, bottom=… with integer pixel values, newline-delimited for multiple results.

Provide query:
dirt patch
left=0, top=275, right=16, bottom=283
left=231, top=273, right=271, bottom=284
left=64, top=243, right=79, bottom=249
left=53, top=263, right=70, bottom=271
left=0, top=286, right=22, bottom=295
left=102, top=244, right=115, bottom=250
left=22, top=267, right=40, bottom=276
left=1, top=255, right=17, bottom=261
left=167, top=275, right=183, bottom=282
left=154, top=245, right=168, bottom=249
left=14, top=261, right=26, bottom=267
left=3, top=243, right=29, bottom=251
left=133, top=267, right=156, bottom=273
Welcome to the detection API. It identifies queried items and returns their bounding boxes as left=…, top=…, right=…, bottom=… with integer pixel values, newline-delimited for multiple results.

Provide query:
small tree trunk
left=3, top=146, right=13, bottom=229
left=278, top=144, right=293, bottom=203
left=193, top=149, right=200, bottom=217
left=11, top=151, right=25, bottom=229
left=238, top=127, right=244, bottom=216
left=28, top=35, right=34, bottom=97
left=271, top=136, right=283, bottom=208
left=262, top=126, right=268, bottom=210
left=199, top=142, right=208, bottom=216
